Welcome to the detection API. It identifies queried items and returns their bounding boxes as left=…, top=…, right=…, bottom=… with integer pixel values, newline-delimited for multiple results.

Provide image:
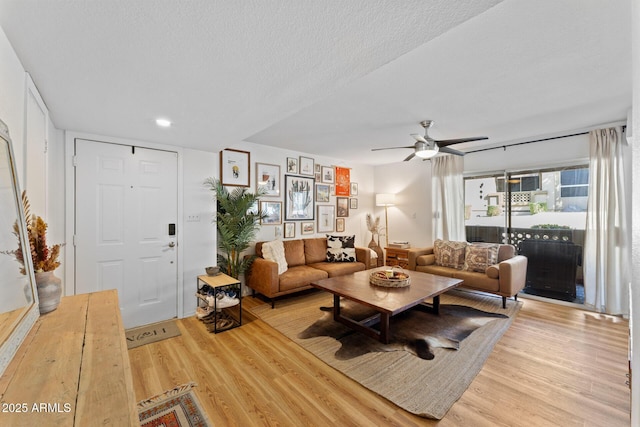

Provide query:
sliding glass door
left=464, top=165, right=588, bottom=303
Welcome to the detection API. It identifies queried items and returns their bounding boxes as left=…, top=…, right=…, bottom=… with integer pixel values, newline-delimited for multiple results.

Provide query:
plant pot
left=34, top=271, right=62, bottom=314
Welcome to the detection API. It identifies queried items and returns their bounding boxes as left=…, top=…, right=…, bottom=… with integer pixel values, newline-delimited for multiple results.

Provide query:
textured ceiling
left=0, top=0, right=632, bottom=165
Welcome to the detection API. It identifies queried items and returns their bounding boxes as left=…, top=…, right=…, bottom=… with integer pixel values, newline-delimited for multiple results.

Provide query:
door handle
left=167, top=241, right=176, bottom=248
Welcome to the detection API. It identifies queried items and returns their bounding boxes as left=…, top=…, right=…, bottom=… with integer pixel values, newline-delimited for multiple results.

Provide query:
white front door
left=75, top=139, right=178, bottom=328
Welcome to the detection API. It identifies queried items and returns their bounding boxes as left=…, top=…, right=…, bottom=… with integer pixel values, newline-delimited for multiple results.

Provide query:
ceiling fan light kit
left=371, top=120, right=488, bottom=162
left=414, top=141, right=439, bottom=159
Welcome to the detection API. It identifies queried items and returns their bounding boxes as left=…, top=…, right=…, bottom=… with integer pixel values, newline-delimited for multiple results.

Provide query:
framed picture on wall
left=220, top=148, right=250, bottom=187
left=334, top=166, right=350, bottom=196
left=286, top=157, right=298, bottom=174
left=321, top=166, right=334, bottom=183
left=284, top=175, right=315, bottom=220
left=316, top=183, right=330, bottom=203
left=284, top=222, right=295, bottom=238
left=260, top=201, right=282, bottom=225
left=336, top=197, right=349, bottom=217
left=301, top=222, right=315, bottom=235
left=256, top=163, right=280, bottom=197
left=299, top=156, right=314, bottom=176
left=317, top=205, right=335, bottom=233
left=350, top=182, right=358, bottom=196
left=336, top=218, right=345, bottom=232
left=349, top=198, right=358, bottom=209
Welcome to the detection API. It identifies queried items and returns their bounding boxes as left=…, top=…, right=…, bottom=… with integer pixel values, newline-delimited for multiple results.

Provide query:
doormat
left=126, top=319, right=181, bottom=349
left=138, top=382, right=211, bottom=427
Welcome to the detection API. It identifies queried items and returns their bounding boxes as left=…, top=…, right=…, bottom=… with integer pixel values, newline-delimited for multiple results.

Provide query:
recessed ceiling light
left=156, top=118, right=172, bottom=128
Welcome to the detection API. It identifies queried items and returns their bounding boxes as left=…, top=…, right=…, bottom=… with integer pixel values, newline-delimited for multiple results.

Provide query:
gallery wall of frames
left=219, top=147, right=367, bottom=241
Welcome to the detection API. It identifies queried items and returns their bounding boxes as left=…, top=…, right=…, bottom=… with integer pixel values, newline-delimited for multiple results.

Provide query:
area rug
left=250, top=289, right=521, bottom=419
left=125, top=319, right=181, bottom=349
left=138, top=382, right=211, bottom=427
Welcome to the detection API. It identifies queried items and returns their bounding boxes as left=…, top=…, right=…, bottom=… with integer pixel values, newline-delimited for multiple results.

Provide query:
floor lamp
left=375, top=193, right=395, bottom=248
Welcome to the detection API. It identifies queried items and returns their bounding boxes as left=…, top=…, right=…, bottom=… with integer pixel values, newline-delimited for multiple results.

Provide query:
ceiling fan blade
left=436, top=137, right=488, bottom=147
left=403, top=152, right=416, bottom=161
left=439, top=146, right=465, bottom=156
left=371, top=145, right=415, bottom=151
left=410, top=134, right=427, bottom=143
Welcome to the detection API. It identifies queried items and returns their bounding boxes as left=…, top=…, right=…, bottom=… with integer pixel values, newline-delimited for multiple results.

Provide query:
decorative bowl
left=369, top=268, right=410, bottom=288
left=205, top=266, right=220, bottom=276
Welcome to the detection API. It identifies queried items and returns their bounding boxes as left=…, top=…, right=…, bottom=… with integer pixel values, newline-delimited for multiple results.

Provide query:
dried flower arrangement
left=4, top=191, right=62, bottom=274
left=366, top=213, right=385, bottom=239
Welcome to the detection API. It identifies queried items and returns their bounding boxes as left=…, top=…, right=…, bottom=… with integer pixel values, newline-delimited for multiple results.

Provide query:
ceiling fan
left=371, top=120, right=488, bottom=161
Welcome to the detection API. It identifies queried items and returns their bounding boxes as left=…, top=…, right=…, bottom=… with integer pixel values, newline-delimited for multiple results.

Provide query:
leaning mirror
left=0, top=118, right=39, bottom=376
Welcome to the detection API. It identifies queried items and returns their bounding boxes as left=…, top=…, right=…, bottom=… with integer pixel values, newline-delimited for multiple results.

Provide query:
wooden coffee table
left=311, top=267, right=462, bottom=344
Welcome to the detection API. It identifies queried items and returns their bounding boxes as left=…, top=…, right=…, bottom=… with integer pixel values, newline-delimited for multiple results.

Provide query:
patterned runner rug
left=250, top=289, right=521, bottom=419
left=137, top=382, right=211, bottom=427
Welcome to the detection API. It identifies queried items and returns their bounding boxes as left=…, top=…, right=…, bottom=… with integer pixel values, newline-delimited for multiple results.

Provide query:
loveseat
left=407, top=240, right=527, bottom=308
left=247, top=237, right=371, bottom=307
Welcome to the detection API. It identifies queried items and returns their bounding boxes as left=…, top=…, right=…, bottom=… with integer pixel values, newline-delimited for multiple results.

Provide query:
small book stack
left=389, top=241, right=410, bottom=249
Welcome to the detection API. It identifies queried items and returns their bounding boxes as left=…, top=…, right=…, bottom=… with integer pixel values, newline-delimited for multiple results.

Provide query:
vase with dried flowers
left=6, top=191, right=63, bottom=313
left=366, top=213, right=384, bottom=267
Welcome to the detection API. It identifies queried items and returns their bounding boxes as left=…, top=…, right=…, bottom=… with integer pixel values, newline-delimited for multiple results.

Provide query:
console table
left=0, top=290, right=138, bottom=426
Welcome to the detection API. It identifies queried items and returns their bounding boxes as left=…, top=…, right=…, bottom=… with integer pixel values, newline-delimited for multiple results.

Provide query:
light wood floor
left=129, top=293, right=630, bottom=426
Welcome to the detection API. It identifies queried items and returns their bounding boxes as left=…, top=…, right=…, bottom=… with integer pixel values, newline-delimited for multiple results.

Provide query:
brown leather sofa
left=407, top=242, right=527, bottom=308
left=247, top=237, right=371, bottom=307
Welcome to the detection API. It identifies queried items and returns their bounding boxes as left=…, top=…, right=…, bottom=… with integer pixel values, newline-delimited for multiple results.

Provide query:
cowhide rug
left=298, top=301, right=508, bottom=361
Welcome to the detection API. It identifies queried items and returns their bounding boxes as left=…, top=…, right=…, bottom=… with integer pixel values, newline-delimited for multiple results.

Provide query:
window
left=496, top=174, right=540, bottom=192
left=560, top=168, right=589, bottom=198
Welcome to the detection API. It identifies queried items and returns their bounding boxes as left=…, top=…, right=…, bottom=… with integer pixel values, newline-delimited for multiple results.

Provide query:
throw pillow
left=326, top=235, right=356, bottom=262
left=463, top=243, right=500, bottom=273
left=261, top=240, right=288, bottom=275
left=433, top=239, right=467, bottom=269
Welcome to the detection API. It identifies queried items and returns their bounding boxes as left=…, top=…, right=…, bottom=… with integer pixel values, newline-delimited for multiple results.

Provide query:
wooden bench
left=0, top=290, right=138, bottom=426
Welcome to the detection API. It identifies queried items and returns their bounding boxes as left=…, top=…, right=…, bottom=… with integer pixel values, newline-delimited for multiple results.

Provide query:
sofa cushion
left=433, top=239, right=467, bottom=269
left=304, top=238, right=328, bottom=264
left=463, top=243, right=500, bottom=273
left=308, top=261, right=365, bottom=277
left=278, top=265, right=328, bottom=292
left=453, top=270, right=500, bottom=292
left=416, top=254, right=436, bottom=266
left=415, top=264, right=457, bottom=277
left=283, top=239, right=305, bottom=267
left=326, top=235, right=356, bottom=262
left=497, top=244, right=516, bottom=262
left=261, top=240, right=288, bottom=275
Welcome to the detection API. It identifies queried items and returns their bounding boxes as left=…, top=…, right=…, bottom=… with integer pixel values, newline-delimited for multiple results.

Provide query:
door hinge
left=72, top=155, right=78, bottom=167
left=73, top=235, right=77, bottom=246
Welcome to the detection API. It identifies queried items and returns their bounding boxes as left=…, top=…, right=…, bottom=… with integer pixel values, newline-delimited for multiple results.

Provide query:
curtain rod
left=466, top=125, right=626, bottom=155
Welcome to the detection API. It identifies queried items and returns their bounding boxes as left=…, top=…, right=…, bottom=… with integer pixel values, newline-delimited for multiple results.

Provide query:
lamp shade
left=375, top=193, right=395, bottom=206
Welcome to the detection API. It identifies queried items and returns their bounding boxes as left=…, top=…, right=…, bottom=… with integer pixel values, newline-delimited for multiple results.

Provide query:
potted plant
left=204, top=178, right=266, bottom=279
left=4, top=191, right=63, bottom=313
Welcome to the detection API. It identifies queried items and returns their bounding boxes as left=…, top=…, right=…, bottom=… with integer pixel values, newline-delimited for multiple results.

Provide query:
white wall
left=182, top=148, right=217, bottom=315
left=464, top=133, right=590, bottom=174
left=0, top=26, right=26, bottom=183
left=373, top=160, right=433, bottom=248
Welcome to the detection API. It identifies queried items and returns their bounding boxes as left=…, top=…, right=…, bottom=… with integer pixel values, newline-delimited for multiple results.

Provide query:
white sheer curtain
left=584, top=127, right=630, bottom=315
left=432, top=155, right=465, bottom=241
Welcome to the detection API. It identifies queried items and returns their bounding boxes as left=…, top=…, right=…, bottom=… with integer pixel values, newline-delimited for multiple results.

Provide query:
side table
left=385, top=247, right=410, bottom=268
left=197, top=273, right=242, bottom=333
